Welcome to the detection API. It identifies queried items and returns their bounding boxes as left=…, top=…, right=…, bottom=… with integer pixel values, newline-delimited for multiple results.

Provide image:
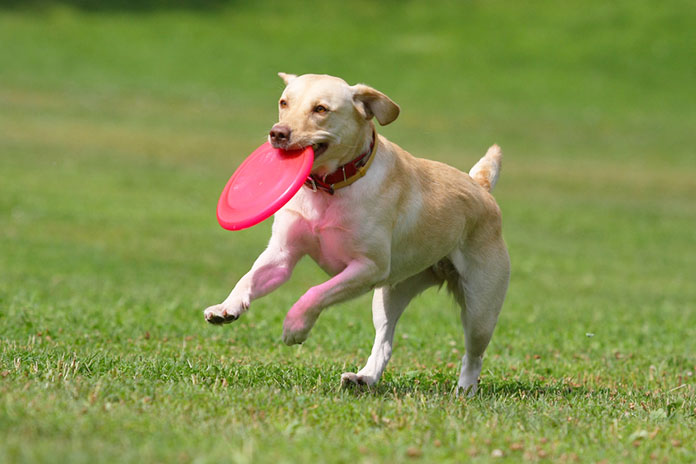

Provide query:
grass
left=1, top=1, right=695, bottom=462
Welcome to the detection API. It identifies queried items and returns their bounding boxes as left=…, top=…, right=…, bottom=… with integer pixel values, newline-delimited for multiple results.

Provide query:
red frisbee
left=217, top=142, right=314, bottom=230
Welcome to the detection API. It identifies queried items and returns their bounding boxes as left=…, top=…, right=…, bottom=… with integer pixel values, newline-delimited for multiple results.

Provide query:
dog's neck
left=338, top=123, right=375, bottom=167
left=305, top=127, right=377, bottom=195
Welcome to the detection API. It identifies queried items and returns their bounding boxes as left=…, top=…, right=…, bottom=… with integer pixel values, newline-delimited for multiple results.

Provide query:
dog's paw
left=456, top=377, right=479, bottom=397
left=281, top=311, right=317, bottom=345
left=281, top=324, right=309, bottom=345
left=457, top=355, right=482, bottom=397
left=340, top=372, right=376, bottom=387
left=203, top=300, right=248, bottom=325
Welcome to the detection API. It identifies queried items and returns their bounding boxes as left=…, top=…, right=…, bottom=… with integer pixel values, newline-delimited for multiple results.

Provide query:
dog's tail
left=469, top=144, right=502, bottom=192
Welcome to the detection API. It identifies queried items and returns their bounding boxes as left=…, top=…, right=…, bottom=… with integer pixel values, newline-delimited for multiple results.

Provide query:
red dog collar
left=304, top=131, right=377, bottom=195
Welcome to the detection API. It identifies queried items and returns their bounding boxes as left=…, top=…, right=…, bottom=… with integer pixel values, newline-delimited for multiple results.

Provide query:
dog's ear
left=351, top=84, right=400, bottom=126
left=278, top=72, right=298, bottom=85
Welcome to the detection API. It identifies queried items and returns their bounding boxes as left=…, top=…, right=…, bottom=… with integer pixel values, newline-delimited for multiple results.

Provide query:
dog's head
left=269, top=73, right=400, bottom=176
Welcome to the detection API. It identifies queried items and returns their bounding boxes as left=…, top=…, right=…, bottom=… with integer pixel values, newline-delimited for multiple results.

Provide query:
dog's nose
left=269, top=124, right=291, bottom=146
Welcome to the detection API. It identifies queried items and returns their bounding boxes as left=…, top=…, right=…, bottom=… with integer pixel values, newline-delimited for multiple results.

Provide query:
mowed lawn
left=1, top=1, right=695, bottom=462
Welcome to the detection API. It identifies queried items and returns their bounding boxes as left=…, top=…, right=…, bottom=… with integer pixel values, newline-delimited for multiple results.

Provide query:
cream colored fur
left=204, top=73, right=510, bottom=396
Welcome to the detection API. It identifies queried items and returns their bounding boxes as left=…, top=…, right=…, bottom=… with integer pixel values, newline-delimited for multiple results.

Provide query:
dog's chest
left=284, top=190, right=363, bottom=275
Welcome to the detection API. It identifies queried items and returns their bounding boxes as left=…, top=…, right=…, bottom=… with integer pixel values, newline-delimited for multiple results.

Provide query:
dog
left=204, top=73, right=510, bottom=395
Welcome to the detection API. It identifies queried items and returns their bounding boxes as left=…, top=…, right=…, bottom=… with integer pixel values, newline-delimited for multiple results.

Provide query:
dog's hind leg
left=341, top=269, right=440, bottom=387
left=451, top=243, right=510, bottom=396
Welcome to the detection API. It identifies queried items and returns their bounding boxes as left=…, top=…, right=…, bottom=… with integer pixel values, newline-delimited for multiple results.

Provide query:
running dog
left=204, top=73, right=510, bottom=395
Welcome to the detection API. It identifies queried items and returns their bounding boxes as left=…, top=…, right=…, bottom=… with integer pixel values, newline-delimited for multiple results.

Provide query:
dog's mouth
left=271, top=135, right=329, bottom=158
left=312, top=142, right=329, bottom=158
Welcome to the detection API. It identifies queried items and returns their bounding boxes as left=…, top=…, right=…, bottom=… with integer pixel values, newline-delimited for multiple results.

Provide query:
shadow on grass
left=5, top=346, right=595, bottom=400
left=339, top=377, right=593, bottom=400
left=480, top=378, right=593, bottom=399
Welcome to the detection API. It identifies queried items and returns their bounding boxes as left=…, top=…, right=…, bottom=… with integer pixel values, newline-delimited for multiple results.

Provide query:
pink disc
left=217, top=143, right=314, bottom=231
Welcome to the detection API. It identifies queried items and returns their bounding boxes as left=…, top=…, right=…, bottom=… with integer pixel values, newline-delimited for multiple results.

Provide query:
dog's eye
left=279, top=99, right=288, bottom=108
left=313, top=105, right=328, bottom=114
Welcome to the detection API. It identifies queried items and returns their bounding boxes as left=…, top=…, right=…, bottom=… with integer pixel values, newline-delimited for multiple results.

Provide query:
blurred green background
left=1, top=1, right=695, bottom=463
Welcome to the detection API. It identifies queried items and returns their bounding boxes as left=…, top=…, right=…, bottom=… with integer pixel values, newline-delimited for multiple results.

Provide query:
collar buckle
left=307, top=176, right=318, bottom=192
left=305, top=129, right=376, bottom=195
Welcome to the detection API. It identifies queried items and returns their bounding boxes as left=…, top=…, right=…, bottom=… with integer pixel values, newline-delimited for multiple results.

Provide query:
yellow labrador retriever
left=204, top=73, right=510, bottom=395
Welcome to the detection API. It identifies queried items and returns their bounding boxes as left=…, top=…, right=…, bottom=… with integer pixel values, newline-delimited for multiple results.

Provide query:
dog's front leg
left=341, top=269, right=440, bottom=387
left=282, top=259, right=386, bottom=345
left=204, top=237, right=302, bottom=325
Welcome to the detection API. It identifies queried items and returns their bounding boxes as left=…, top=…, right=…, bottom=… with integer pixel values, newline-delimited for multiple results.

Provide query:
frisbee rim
left=216, top=143, right=314, bottom=231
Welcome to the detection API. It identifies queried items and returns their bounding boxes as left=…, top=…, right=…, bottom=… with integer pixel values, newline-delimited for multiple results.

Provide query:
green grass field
left=1, top=1, right=695, bottom=462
